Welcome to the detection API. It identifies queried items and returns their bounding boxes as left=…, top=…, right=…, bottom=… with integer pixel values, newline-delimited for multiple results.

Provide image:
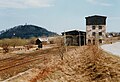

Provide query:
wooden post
left=84, top=35, right=85, bottom=45
left=79, top=31, right=81, bottom=46
left=64, top=31, right=67, bottom=52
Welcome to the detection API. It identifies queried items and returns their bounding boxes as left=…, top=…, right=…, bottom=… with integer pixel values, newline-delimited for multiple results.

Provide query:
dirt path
left=0, top=45, right=60, bottom=81
left=101, top=42, right=120, bottom=56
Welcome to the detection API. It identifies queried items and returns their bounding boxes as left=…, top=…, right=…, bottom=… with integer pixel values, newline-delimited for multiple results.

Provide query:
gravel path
left=101, top=42, right=120, bottom=56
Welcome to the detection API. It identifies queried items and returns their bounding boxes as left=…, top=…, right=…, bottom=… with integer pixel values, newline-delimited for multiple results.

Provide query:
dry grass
left=30, top=45, right=120, bottom=82
left=105, top=36, right=120, bottom=44
left=1, top=44, right=120, bottom=82
left=0, top=37, right=37, bottom=53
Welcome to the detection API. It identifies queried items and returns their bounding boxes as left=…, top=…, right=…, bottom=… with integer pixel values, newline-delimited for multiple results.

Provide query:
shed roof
left=38, top=37, right=48, bottom=42
left=61, top=30, right=86, bottom=35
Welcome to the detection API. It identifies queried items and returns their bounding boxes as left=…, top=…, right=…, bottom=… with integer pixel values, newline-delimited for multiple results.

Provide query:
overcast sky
left=0, top=0, right=120, bottom=34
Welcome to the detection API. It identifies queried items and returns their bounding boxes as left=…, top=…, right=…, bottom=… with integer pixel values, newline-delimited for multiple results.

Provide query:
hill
left=0, top=25, right=58, bottom=39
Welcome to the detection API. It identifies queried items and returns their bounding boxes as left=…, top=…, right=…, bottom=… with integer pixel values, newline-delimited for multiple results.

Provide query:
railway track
left=0, top=56, right=26, bottom=67
left=0, top=47, right=57, bottom=81
left=0, top=46, right=58, bottom=72
left=0, top=54, right=47, bottom=72
left=0, top=45, right=79, bottom=81
left=0, top=46, right=69, bottom=80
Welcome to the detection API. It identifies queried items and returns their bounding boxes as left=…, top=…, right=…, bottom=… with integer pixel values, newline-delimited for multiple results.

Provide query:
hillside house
left=62, top=30, right=86, bottom=46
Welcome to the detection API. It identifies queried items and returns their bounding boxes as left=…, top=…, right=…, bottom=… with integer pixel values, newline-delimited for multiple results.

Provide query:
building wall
left=86, top=25, right=106, bottom=44
left=86, top=15, right=107, bottom=45
left=62, top=30, right=86, bottom=46
left=66, top=35, right=86, bottom=46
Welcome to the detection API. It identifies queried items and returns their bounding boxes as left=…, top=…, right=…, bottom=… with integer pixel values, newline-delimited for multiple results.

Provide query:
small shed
left=62, top=30, right=86, bottom=46
left=36, top=39, right=42, bottom=48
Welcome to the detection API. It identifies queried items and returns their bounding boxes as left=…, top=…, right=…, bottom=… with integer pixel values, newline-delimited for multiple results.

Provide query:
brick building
left=85, top=15, right=107, bottom=45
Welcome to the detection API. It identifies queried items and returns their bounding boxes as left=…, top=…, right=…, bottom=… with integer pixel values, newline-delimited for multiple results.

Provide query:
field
left=0, top=38, right=120, bottom=82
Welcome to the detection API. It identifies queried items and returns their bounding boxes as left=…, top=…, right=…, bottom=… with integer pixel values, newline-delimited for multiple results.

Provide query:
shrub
left=2, top=43, right=9, bottom=53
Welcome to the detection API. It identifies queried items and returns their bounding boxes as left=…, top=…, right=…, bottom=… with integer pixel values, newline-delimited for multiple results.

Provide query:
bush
left=28, top=37, right=37, bottom=45
left=48, top=36, right=64, bottom=45
left=2, top=43, right=9, bottom=53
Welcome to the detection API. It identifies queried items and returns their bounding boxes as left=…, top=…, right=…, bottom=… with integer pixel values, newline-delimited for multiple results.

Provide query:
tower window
left=99, top=26, right=102, bottom=29
left=92, top=32, right=96, bottom=36
left=92, top=26, right=96, bottom=30
left=99, top=39, right=102, bottom=44
left=93, top=39, right=95, bottom=45
left=88, top=39, right=91, bottom=44
left=99, top=32, right=102, bottom=36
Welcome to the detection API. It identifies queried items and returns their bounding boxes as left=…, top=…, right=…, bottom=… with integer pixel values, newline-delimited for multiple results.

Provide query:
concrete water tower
left=85, top=15, right=107, bottom=45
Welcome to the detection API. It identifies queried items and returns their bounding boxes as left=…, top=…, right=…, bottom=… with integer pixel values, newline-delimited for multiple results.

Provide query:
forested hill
left=0, top=25, right=58, bottom=39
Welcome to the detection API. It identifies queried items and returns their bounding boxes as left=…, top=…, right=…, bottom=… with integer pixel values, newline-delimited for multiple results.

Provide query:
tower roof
left=85, top=15, right=107, bottom=19
left=85, top=15, right=107, bottom=25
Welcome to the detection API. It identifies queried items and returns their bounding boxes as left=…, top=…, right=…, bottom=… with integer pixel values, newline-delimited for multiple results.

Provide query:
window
left=88, top=39, right=91, bottom=44
left=93, top=39, right=95, bottom=45
left=99, top=26, right=102, bottom=29
left=99, top=32, right=102, bottom=36
left=92, top=26, right=96, bottom=30
left=92, top=32, right=96, bottom=36
left=99, top=39, right=102, bottom=44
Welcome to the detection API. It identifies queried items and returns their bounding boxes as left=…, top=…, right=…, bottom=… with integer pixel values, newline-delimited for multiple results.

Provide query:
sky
left=0, top=0, right=120, bottom=34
